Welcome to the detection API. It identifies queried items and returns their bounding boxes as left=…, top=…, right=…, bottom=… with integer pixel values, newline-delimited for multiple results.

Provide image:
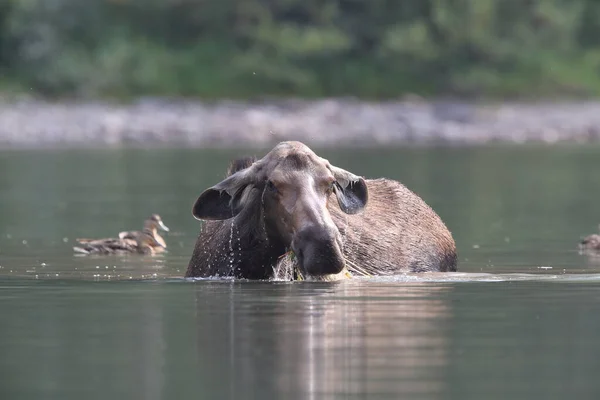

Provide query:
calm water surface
left=1, top=145, right=600, bottom=399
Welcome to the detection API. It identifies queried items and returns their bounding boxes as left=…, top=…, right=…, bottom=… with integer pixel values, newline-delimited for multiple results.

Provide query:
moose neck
left=229, top=190, right=287, bottom=279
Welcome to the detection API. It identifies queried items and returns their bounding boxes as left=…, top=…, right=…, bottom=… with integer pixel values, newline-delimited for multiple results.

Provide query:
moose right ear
left=329, top=165, right=369, bottom=214
left=192, top=188, right=244, bottom=220
left=191, top=164, right=260, bottom=221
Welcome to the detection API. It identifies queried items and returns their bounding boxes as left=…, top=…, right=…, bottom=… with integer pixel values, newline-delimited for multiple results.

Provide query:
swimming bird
left=73, top=214, right=170, bottom=255
left=118, top=214, right=170, bottom=253
left=73, top=236, right=164, bottom=255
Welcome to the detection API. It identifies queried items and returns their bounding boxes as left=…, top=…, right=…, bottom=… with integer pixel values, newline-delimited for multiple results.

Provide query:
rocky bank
left=1, top=97, right=600, bottom=148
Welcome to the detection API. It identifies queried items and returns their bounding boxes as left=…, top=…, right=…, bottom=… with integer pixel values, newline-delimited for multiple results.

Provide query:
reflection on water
left=2, top=279, right=600, bottom=399
left=194, top=282, right=452, bottom=399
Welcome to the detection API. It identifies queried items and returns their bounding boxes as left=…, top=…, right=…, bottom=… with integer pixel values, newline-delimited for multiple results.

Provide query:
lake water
left=1, top=145, right=600, bottom=399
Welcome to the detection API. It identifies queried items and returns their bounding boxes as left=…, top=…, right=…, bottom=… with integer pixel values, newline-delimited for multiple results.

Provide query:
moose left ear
left=330, top=166, right=368, bottom=214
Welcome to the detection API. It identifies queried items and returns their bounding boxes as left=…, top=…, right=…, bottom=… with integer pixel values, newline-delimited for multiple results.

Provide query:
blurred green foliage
left=2, top=0, right=600, bottom=99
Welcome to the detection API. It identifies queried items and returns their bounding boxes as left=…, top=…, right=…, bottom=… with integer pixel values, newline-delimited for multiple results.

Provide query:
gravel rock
left=2, top=97, right=600, bottom=148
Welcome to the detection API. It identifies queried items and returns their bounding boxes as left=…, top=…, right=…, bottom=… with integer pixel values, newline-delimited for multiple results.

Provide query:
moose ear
left=192, top=167, right=258, bottom=220
left=330, top=166, right=368, bottom=214
left=192, top=188, right=244, bottom=220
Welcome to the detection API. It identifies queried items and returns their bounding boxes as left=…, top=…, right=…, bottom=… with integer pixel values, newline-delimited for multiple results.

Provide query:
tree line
left=1, top=0, right=600, bottom=99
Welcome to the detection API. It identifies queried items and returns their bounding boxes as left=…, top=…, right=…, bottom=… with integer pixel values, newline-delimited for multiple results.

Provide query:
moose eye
left=266, top=180, right=278, bottom=193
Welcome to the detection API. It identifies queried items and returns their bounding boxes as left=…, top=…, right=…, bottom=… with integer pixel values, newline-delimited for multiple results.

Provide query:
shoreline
left=2, top=97, right=600, bottom=148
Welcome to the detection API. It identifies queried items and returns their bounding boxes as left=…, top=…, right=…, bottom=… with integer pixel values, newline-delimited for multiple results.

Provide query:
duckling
left=579, top=224, right=600, bottom=252
left=118, top=214, right=170, bottom=253
left=73, top=214, right=169, bottom=255
left=73, top=235, right=164, bottom=255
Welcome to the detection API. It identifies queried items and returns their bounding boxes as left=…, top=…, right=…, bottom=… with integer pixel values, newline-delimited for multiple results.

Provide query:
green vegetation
left=2, top=0, right=600, bottom=99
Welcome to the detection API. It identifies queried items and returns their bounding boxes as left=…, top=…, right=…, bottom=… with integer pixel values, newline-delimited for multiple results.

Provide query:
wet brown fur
left=186, top=144, right=457, bottom=279
left=328, top=178, right=457, bottom=274
left=187, top=157, right=278, bottom=279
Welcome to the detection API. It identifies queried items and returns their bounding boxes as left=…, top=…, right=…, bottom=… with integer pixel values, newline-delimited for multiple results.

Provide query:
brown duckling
left=73, top=214, right=169, bottom=255
left=579, top=224, right=600, bottom=252
left=73, top=235, right=165, bottom=255
left=118, top=214, right=170, bottom=253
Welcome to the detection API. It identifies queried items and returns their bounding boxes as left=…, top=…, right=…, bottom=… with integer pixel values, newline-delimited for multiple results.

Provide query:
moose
left=186, top=141, right=457, bottom=279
